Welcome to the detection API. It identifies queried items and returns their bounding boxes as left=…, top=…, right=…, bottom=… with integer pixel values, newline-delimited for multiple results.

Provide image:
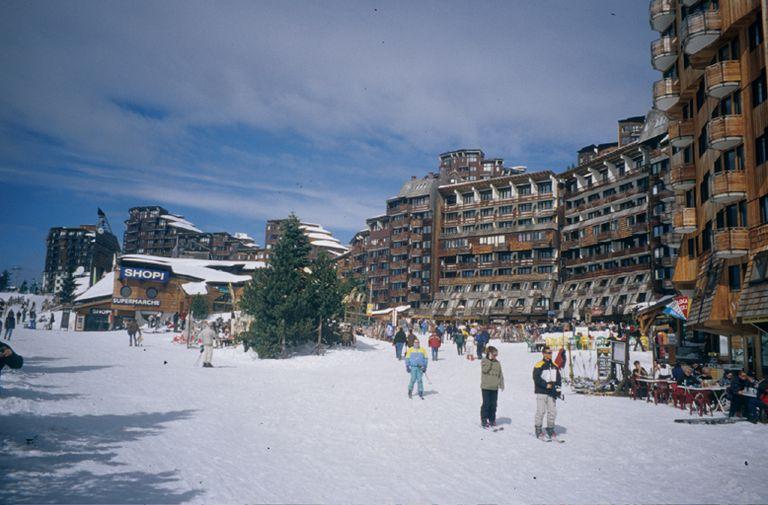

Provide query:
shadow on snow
left=0, top=409, right=201, bottom=503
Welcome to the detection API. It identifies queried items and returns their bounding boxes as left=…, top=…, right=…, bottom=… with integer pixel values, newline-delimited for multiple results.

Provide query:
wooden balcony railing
left=668, top=119, right=694, bottom=148
left=711, top=170, right=747, bottom=204
left=681, top=10, right=722, bottom=55
left=714, top=228, right=749, bottom=259
left=651, top=36, right=678, bottom=71
left=673, top=207, right=697, bottom=234
left=650, top=0, right=675, bottom=32
left=705, top=60, right=741, bottom=99
left=708, top=115, right=744, bottom=151
left=653, top=78, right=680, bottom=111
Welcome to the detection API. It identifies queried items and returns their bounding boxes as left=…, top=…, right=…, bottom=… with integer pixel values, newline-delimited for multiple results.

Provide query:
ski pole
left=423, top=371, right=432, bottom=384
left=193, top=347, right=203, bottom=367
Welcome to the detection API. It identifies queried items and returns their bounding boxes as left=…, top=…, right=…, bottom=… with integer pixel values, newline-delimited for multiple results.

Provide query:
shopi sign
left=112, top=297, right=161, bottom=307
left=120, top=266, right=170, bottom=283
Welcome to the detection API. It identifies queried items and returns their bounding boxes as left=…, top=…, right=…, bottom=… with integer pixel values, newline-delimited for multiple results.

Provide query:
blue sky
left=0, top=0, right=658, bottom=284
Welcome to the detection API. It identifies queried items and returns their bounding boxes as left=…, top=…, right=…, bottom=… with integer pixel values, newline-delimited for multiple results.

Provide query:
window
left=479, top=190, right=493, bottom=201
left=728, top=264, right=742, bottom=291
left=761, top=195, right=768, bottom=224
left=517, top=184, right=531, bottom=196
left=752, top=70, right=767, bottom=108
left=749, top=18, right=764, bottom=51
left=498, top=187, right=511, bottom=199
left=119, top=285, right=132, bottom=297
left=712, top=90, right=741, bottom=117
left=700, top=172, right=710, bottom=203
left=519, top=203, right=533, bottom=212
left=538, top=200, right=554, bottom=210
left=145, top=287, right=158, bottom=299
left=696, top=80, right=706, bottom=111
left=757, top=130, right=768, bottom=166
left=537, top=181, right=552, bottom=194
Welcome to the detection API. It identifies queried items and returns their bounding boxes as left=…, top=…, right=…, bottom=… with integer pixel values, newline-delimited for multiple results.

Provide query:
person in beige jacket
left=198, top=321, right=216, bottom=368
left=480, top=346, right=504, bottom=428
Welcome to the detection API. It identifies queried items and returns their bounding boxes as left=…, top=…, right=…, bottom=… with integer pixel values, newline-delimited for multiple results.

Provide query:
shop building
left=651, top=0, right=768, bottom=377
left=73, top=254, right=263, bottom=331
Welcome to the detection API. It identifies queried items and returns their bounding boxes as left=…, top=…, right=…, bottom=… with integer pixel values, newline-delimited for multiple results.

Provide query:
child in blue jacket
left=405, top=338, right=428, bottom=399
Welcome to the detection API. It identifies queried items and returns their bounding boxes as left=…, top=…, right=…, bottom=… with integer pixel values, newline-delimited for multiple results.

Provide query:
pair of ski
left=482, top=425, right=564, bottom=442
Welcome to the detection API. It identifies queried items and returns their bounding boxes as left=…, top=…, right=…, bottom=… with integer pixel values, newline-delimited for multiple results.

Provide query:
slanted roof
left=74, top=272, right=115, bottom=303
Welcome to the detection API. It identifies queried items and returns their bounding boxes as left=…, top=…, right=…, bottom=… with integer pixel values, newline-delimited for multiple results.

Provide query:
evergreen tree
left=59, top=268, right=77, bottom=305
left=308, top=252, right=345, bottom=351
left=190, top=294, right=209, bottom=320
left=240, top=215, right=314, bottom=358
left=0, top=270, right=9, bottom=291
left=19, top=280, right=28, bottom=293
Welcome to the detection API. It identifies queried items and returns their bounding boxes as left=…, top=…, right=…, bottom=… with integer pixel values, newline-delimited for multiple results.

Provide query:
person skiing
left=0, top=342, right=23, bottom=387
left=454, top=329, right=465, bottom=356
left=199, top=321, right=216, bottom=368
left=393, top=327, right=407, bottom=360
left=475, top=326, right=490, bottom=359
left=127, top=319, right=141, bottom=347
left=481, top=346, right=504, bottom=428
left=405, top=338, right=428, bottom=399
left=4, top=311, right=16, bottom=340
left=428, top=332, right=441, bottom=361
left=532, top=346, right=562, bottom=441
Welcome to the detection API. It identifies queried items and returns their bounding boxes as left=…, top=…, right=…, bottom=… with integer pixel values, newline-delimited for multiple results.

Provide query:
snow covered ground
left=1, top=328, right=766, bottom=504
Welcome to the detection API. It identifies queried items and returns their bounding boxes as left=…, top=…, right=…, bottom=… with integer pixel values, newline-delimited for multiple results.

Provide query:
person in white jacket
left=198, top=322, right=216, bottom=368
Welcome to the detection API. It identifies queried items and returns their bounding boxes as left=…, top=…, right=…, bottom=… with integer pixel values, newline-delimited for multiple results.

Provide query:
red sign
left=675, top=296, right=689, bottom=319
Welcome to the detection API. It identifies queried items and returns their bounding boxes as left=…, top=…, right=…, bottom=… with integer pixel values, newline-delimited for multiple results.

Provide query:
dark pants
left=729, top=394, right=745, bottom=417
left=395, top=342, right=404, bottom=360
left=431, top=348, right=438, bottom=360
left=456, top=343, right=463, bottom=355
left=476, top=343, right=485, bottom=359
left=746, top=398, right=766, bottom=422
left=481, top=389, right=498, bottom=425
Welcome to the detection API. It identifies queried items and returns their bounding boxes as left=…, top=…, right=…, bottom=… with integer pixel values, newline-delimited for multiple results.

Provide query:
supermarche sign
left=120, top=266, right=170, bottom=283
left=112, top=297, right=161, bottom=307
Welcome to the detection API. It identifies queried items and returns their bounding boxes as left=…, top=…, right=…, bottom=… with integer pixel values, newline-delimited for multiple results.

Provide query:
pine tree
left=19, top=280, right=28, bottom=293
left=59, top=268, right=77, bottom=306
left=0, top=270, right=9, bottom=291
left=240, top=215, right=314, bottom=358
left=190, top=294, right=209, bottom=321
left=308, top=252, right=345, bottom=351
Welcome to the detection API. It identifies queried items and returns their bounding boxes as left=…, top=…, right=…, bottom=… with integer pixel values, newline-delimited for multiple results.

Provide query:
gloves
left=421, top=367, right=426, bottom=373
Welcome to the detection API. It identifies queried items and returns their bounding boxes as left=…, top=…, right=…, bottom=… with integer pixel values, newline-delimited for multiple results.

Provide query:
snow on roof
left=161, top=214, right=203, bottom=233
left=120, top=254, right=264, bottom=284
left=75, top=272, right=115, bottom=303
left=298, top=223, right=348, bottom=254
left=181, top=281, right=208, bottom=296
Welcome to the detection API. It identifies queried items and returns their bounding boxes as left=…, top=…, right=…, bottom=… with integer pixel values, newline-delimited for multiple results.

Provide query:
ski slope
left=1, top=328, right=766, bottom=504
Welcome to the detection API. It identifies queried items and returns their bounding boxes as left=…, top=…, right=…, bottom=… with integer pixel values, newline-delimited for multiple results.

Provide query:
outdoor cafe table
left=681, top=385, right=728, bottom=415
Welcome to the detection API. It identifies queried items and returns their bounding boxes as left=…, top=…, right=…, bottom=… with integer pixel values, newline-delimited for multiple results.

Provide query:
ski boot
left=535, top=426, right=547, bottom=441
left=408, top=390, right=412, bottom=399
left=545, top=427, right=556, bottom=442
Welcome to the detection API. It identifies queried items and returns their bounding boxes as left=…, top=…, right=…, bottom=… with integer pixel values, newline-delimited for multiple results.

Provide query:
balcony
left=708, top=115, right=744, bottom=151
left=651, top=36, right=678, bottom=71
left=712, top=170, right=747, bottom=204
left=673, top=207, right=697, bottom=234
left=650, top=0, right=675, bottom=32
left=668, top=119, right=694, bottom=148
left=653, top=78, right=680, bottom=111
left=705, top=60, right=741, bottom=99
left=681, top=10, right=722, bottom=55
left=669, top=160, right=697, bottom=191
left=714, top=228, right=749, bottom=258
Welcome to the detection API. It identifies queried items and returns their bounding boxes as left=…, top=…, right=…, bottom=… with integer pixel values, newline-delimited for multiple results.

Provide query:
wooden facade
left=652, top=0, right=767, bottom=378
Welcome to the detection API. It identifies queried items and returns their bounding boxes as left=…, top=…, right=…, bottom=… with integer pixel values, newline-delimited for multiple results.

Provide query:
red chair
left=629, top=377, right=643, bottom=401
left=690, top=390, right=712, bottom=417
left=653, top=382, right=670, bottom=405
left=671, top=383, right=688, bottom=410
